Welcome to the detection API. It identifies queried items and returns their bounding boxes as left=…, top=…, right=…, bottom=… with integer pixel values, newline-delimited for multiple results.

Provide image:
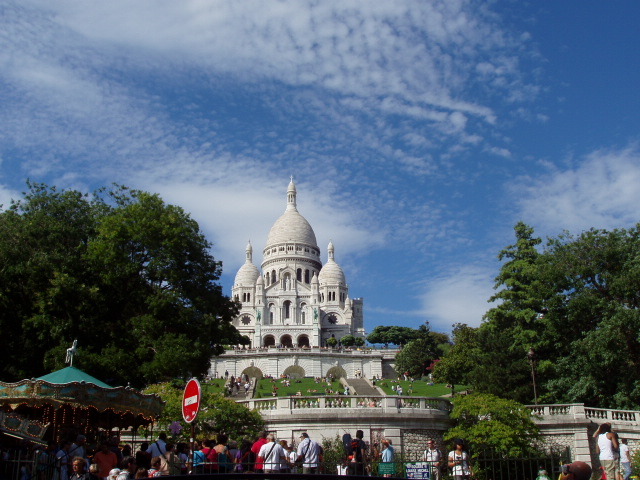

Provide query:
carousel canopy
left=37, top=366, right=112, bottom=388
left=0, top=366, right=164, bottom=435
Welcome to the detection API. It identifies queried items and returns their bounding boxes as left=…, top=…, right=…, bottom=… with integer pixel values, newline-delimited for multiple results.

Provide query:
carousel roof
left=37, top=366, right=112, bottom=388
left=0, top=366, right=164, bottom=431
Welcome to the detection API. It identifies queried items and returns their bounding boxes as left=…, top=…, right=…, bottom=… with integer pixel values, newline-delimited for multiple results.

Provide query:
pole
left=528, top=348, right=538, bottom=404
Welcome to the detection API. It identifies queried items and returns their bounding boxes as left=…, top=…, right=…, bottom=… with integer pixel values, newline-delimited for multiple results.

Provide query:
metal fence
left=0, top=451, right=571, bottom=480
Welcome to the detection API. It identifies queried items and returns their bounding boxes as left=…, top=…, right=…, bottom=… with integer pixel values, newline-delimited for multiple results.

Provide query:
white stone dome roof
left=265, top=180, right=318, bottom=248
left=318, top=241, right=345, bottom=285
left=235, top=241, right=260, bottom=286
left=235, top=262, right=260, bottom=286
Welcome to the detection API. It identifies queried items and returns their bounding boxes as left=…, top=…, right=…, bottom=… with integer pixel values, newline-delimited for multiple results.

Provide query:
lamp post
left=527, top=348, right=538, bottom=404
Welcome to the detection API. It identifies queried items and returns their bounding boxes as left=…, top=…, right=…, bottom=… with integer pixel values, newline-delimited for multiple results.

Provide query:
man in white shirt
left=423, top=439, right=443, bottom=480
left=297, top=433, right=321, bottom=474
left=258, top=435, right=287, bottom=473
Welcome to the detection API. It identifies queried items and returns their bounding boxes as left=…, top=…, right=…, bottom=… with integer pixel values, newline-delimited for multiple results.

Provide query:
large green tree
left=435, top=222, right=640, bottom=408
left=0, top=183, right=239, bottom=387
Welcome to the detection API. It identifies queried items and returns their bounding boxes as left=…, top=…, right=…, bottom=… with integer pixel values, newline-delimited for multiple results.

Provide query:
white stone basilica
left=231, top=179, right=365, bottom=348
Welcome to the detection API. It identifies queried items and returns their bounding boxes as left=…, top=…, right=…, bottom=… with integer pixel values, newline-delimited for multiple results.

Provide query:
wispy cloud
left=514, top=144, right=640, bottom=235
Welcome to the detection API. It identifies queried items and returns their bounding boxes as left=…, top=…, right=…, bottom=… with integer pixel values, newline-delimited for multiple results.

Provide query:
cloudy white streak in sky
left=1, top=1, right=638, bottom=333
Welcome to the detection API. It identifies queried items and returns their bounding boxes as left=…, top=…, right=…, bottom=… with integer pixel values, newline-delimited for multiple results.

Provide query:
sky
left=1, top=1, right=639, bottom=335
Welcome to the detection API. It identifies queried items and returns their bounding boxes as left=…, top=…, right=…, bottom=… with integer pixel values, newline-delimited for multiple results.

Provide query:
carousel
left=0, top=341, right=164, bottom=444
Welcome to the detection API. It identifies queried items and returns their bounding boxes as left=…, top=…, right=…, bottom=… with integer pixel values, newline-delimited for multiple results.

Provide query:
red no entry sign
left=182, top=378, right=201, bottom=423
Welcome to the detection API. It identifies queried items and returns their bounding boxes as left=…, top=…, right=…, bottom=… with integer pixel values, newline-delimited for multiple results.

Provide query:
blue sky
left=1, top=1, right=639, bottom=334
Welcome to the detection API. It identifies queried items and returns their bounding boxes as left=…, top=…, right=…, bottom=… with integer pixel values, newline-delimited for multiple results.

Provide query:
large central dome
left=265, top=180, right=318, bottom=248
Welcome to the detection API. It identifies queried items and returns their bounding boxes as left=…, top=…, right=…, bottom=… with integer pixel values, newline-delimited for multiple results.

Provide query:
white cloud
left=417, top=263, right=496, bottom=332
left=515, top=144, right=640, bottom=235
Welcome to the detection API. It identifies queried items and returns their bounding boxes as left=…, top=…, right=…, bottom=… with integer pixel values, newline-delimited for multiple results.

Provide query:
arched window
left=247, top=293, right=251, bottom=302
left=300, top=303, right=307, bottom=324
left=269, top=304, right=275, bottom=325
left=271, top=270, right=276, bottom=284
left=304, top=269, right=310, bottom=283
left=284, top=300, right=291, bottom=319
left=297, top=268, right=302, bottom=281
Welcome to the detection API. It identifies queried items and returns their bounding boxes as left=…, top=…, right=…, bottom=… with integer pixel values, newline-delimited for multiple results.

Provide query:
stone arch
left=263, top=335, right=276, bottom=347
left=326, top=366, right=347, bottom=379
left=281, top=334, right=293, bottom=348
left=297, top=334, right=310, bottom=348
left=241, top=366, right=264, bottom=380
left=283, top=365, right=305, bottom=379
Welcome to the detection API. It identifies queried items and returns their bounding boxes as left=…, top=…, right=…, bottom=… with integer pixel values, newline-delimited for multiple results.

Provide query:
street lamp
left=527, top=348, right=538, bottom=404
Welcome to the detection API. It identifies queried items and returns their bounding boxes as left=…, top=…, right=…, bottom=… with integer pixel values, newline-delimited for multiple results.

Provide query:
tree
left=326, top=337, right=338, bottom=348
left=394, top=332, right=438, bottom=378
left=367, top=326, right=420, bottom=346
left=446, top=393, right=539, bottom=457
left=340, top=334, right=356, bottom=347
left=0, top=183, right=239, bottom=387
left=144, top=382, right=264, bottom=440
left=432, top=324, right=479, bottom=389
left=353, top=337, right=365, bottom=347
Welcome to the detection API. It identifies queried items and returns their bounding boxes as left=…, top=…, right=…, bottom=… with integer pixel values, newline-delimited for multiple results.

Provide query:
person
left=297, top=433, right=321, bottom=474
left=286, top=444, right=299, bottom=474
left=116, top=457, right=137, bottom=480
left=70, top=457, right=90, bottom=480
left=135, top=443, right=151, bottom=471
left=347, top=430, right=368, bottom=476
left=423, top=439, right=443, bottom=480
left=201, top=439, right=218, bottom=473
left=107, top=469, right=120, bottom=480
left=69, top=436, right=88, bottom=463
left=159, top=444, right=180, bottom=476
left=133, top=469, right=147, bottom=479
left=618, top=438, right=632, bottom=480
left=94, top=443, right=118, bottom=480
left=251, top=432, right=268, bottom=473
left=257, top=435, right=286, bottom=474
left=54, top=441, right=73, bottom=480
left=88, top=464, right=101, bottom=480
left=595, top=423, right=619, bottom=480
left=448, top=439, right=472, bottom=480
left=146, top=434, right=167, bottom=459
left=146, top=457, right=162, bottom=478
left=380, top=439, right=394, bottom=478
left=233, top=440, right=253, bottom=473
left=279, top=441, right=291, bottom=473
left=175, top=443, right=189, bottom=475
left=214, top=435, right=232, bottom=473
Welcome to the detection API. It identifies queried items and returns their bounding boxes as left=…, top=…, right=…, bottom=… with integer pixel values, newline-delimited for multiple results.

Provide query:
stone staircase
left=343, top=377, right=382, bottom=396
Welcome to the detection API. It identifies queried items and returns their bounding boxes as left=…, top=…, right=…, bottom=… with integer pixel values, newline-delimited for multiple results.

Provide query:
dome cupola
left=234, top=241, right=260, bottom=286
left=318, top=240, right=346, bottom=286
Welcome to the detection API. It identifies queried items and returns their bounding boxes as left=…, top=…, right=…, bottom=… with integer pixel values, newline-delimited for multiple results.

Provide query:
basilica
left=231, top=179, right=365, bottom=348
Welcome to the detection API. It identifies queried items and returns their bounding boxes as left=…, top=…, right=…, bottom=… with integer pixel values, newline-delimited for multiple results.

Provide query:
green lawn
left=375, top=379, right=465, bottom=397
left=256, top=377, right=344, bottom=398
left=201, top=377, right=228, bottom=394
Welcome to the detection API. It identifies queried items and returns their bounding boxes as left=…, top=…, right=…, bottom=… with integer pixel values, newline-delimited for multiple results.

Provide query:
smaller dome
left=235, top=241, right=260, bottom=286
left=318, top=241, right=346, bottom=285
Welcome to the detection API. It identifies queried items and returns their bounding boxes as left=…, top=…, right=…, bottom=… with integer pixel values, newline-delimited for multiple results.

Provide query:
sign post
left=182, top=378, right=201, bottom=472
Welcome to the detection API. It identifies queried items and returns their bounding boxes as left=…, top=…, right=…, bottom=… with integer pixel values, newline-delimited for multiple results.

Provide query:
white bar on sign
left=184, top=395, right=198, bottom=406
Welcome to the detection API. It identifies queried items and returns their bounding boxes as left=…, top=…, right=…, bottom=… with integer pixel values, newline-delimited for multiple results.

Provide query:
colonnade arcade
left=262, top=334, right=310, bottom=348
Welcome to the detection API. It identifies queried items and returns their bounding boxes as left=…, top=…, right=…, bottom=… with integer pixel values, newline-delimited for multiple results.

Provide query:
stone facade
left=230, top=179, right=364, bottom=349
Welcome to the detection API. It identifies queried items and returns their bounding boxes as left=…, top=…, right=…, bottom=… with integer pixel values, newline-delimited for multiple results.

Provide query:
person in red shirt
left=200, top=439, right=218, bottom=473
left=251, top=432, right=268, bottom=473
left=93, top=443, right=118, bottom=480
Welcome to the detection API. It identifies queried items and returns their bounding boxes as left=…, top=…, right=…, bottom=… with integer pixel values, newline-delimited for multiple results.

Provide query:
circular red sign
left=182, top=378, right=201, bottom=423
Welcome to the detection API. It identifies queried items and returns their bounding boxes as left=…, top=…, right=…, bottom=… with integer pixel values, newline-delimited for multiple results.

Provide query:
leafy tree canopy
left=367, top=326, right=420, bottom=346
left=446, top=393, right=539, bottom=457
left=394, top=323, right=441, bottom=378
left=144, top=382, right=264, bottom=440
left=0, top=182, right=239, bottom=387
left=435, top=222, right=640, bottom=408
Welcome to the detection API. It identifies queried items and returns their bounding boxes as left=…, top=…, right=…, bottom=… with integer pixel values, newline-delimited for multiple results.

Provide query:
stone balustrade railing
left=527, top=403, right=640, bottom=425
left=225, top=347, right=398, bottom=355
left=238, top=395, right=451, bottom=413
